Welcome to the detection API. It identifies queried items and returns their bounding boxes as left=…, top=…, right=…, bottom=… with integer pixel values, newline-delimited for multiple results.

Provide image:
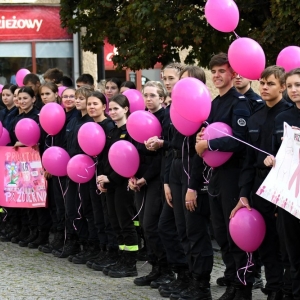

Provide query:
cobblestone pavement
left=0, top=241, right=267, bottom=300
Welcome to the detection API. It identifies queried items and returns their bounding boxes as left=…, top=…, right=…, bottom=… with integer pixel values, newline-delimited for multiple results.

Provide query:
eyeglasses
left=62, top=95, right=75, bottom=99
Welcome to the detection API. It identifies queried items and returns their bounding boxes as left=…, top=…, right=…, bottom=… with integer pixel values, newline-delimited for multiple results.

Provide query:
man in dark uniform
left=195, top=53, right=254, bottom=300
left=231, top=65, right=293, bottom=300
left=234, top=74, right=265, bottom=113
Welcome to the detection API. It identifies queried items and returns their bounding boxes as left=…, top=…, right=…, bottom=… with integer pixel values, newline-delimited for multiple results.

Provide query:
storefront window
left=36, top=42, right=73, bottom=79
left=0, top=43, right=32, bottom=85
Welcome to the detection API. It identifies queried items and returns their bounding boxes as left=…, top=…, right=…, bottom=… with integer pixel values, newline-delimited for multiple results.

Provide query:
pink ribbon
left=237, top=252, right=254, bottom=285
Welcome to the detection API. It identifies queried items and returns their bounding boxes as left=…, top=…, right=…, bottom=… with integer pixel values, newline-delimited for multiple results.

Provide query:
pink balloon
left=0, top=84, right=3, bottom=93
left=202, top=122, right=233, bottom=167
left=0, top=128, right=11, bottom=146
left=228, top=37, right=266, bottom=80
left=78, top=122, right=106, bottom=156
left=58, top=86, right=68, bottom=97
left=108, top=140, right=139, bottom=178
left=40, top=103, right=66, bottom=135
left=205, top=0, right=239, bottom=32
left=276, top=46, right=300, bottom=72
left=123, top=89, right=145, bottom=112
left=42, top=146, right=70, bottom=176
left=229, top=208, right=266, bottom=252
left=172, top=77, right=212, bottom=123
left=67, top=154, right=95, bottom=183
left=170, top=104, right=201, bottom=136
left=15, top=118, right=40, bottom=147
left=127, top=111, right=162, bottom=143
left=16, top=69, right=30, bottom=87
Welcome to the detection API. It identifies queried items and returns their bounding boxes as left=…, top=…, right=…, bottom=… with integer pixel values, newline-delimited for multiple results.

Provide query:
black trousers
left=52, top=176, right=67, bottom=231
left=106, top=180, right=138, bottom=249
left=209, top=168, right=254, bottom=285
left=89, top=177, right=117, bottom=248
left=169, top=158, right=213, bottom=280
left=65, top=179, right=88, bottom=241
left=135, top=176, right=166, bottom=265
left=252, top=176, right=283, bottom=292
left=278, top=208, right=300, bottom=299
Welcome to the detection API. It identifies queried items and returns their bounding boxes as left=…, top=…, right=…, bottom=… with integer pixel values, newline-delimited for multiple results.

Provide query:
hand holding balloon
left=230, top=197, right=251, bottom=219
left=264, top=155, right=276, bottom=167
left=195, top=140, right=208, bottom=157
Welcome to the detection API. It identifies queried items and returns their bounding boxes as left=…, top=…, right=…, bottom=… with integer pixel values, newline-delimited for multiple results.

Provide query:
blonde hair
left=75, top=85, right=94, bottom=99
left=142, top=81, right=168, bottom=100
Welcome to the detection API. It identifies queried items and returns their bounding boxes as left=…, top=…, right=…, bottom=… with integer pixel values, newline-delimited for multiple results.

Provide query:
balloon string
left=77, top=162, right=97, bottom=179
left=44, top=134, right=52, bottom=149
left=1, top=207, right=8, bottom=222
left=73, top=183, right=82, bottom=231
left=203, top=122, right=272, bottom=156
left=182, top=137, right=190, bottom=183
left=237, top=252, right=254, bottom=285
left=233, top=31, right=240, bottom=39
left=132, top=191, right=145, bottom=220
left=58, top=176, right=68, bottom=253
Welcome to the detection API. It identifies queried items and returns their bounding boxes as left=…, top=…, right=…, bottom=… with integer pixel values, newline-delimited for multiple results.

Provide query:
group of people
left=0, top=53, right=299, bottom=300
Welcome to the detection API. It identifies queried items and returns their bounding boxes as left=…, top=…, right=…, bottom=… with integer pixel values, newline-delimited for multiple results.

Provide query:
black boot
left=1, top=224, right=20, bottom=242
left=38, top=230, right=65, bottom=253
left=91, top=249, right=119, bottom=271
left=159, top=268, right=190, bottom=297
left=52, top=235, right=81, bottom=258
left=267, top=290, right=283, bottom=300
left=107, top=251, right=138, bottom=278
left=86, top=245, right=107, bottom=268
left=28, top=229, right=50, bottom=249
left=134, top=264, right=161, bottom=286
left=218, top=285, right=236, bottom=300
left=150, top=266, right=176, bottom=289
left=11, top=226, right=30, bottom=243
left=233, top=284, right=252, bottom=300
left=176, top=278, right=212, bottom=300
left=18, top=227, right=38, bottom=247
left=72, top=241, right=100, bottom=264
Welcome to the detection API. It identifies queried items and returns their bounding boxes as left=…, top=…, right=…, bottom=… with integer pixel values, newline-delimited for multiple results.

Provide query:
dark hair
left=105, top=78, right=122, bottom=90
left=209, top=52, right=231, bottom=69
left=180, top=66, right=206, bottom=84
left=76, top=73, right=94, bottom=86
left=18, top=86, right=35, bottom=98
left=285, top=68, right=300, bottom=81
left=88, top=91, right=107, bottom=106
left=261, top=65, right=285, bottom=85
left=43, top=68, right=64, bottom=84
left=62, top=75, right=73, bottom=87
left=109, top=94, right=130, bottom=118
left=120, top=81, right=136, bottom=89
left=2, top=84, right=18, bottom=94
left=23, top=73, right=40, bottom=85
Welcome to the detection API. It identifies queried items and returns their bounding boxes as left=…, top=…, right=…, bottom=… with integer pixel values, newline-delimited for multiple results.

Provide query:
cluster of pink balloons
left=171, top=77, right=212, bottom=136
left=205, top=0, right=266, bottom=80
left=229, top=208, right=266, bottom=252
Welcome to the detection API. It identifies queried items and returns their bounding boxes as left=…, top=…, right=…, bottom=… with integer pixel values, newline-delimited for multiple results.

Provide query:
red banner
left=0, top=147, right=47, bottom=208
left=104, top=39, right=118, bottom=68
left=0, top=6, right=72, bottom=40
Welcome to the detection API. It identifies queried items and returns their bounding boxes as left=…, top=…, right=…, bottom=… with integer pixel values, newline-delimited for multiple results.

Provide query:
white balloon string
left=73, top=183, right=82, bottom=231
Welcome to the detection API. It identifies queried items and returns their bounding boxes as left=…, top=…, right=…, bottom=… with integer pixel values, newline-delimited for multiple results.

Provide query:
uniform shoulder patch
left=120, top=134, right=126, bottom=138
left=237, top=118, right=246, bottom=126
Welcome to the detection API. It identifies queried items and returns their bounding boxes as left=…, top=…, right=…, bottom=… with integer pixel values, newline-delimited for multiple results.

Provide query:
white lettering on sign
left=106, top=47, right=118, bottom=62
left=0, top=16, right=43, bottom=32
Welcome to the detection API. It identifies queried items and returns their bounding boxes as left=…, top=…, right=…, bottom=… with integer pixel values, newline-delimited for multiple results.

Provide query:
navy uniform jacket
left=244, top=87, right=265, bottom=113
left=239, top=99, right=292, bottom=199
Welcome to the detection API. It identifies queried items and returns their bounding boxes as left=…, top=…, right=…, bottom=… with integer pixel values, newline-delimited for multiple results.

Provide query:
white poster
left=257, top=123, right=300, bottom=219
